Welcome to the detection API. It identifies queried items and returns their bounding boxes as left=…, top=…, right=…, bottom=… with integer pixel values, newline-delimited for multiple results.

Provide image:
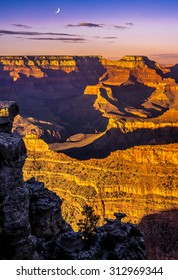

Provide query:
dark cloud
left=27, top=37, right=86, bottom=43
left=113, top=25, right=128, bottom=30
left=66, top=22, right=104, bottom=28
left=103, top=36, right=118, bottom=39
left=125, top=22, right=134, bottom=26
left=66, top=22, right=134, bottom=30
left=0, top=29, right=78, bottom=37
left=11, top=24, right=32, bottom=29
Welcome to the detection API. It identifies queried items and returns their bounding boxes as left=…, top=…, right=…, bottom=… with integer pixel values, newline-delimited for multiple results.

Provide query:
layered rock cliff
left=24, top=141, right=178, bottom=259
left=84, top=55, right=178, bottom=150
left=24, top=141, right=178, bottom=226
left=0, top=55, right=178, bottom=149
left=0, top=101, right=145, bottom=260
left=0, top=56, right=77, bottom=81
left=0, top=55, right=107, bottom=143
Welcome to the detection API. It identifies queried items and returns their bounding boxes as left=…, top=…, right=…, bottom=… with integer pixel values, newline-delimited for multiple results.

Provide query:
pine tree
left=77, top=205, right=100, bottom=243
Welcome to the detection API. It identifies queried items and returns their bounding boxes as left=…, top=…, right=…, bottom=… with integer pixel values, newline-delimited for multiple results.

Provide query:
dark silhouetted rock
left=0, top=101, right=19, bottom=133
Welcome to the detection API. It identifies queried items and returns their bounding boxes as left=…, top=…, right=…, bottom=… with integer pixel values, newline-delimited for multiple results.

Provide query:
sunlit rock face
left=83, top=55, right=178, bottom=150
left=23, top=134, right=49, bottom=152
left=23, top=142, right=178, bottom=232
left=22, top=139, right=178, bottom=260
left=0, top=56, right=77, bottom=81
left=0, top=55, right=178, bottom=148
left=1, top=54, right=178, bottom=259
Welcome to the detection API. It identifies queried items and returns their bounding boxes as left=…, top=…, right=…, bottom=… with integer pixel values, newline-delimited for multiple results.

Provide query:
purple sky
left=0, top=0, right=178, bottom=64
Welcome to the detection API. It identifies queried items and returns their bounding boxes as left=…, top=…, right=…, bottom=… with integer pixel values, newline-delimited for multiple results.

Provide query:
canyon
left=0, top=101, right=145, bottom=260
left=0, top=55, right=178, bottom=148
left=0, top=55, right=178, bottom=259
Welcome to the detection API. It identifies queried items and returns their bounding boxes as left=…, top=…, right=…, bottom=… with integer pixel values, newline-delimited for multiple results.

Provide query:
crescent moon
left=55, top=8, right=60, bottom=14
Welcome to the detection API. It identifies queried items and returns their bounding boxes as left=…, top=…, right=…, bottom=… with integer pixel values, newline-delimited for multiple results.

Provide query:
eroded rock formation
left=0, top=101, right=145, bottom=260
left=24, top=141, right=178, bottom=227
left=1, top=54, right=178, bottom=259
left=84, top=55, right=178, bottom=151
left=0, top=56, right=77, bottom=81
left=0, top=55, right=107, bottom=143
left=0, top=55, right=178, bottom=149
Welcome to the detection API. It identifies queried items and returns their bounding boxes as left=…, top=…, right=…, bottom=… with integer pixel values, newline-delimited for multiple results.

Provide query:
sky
left=0, top=0, right=178, bottom=64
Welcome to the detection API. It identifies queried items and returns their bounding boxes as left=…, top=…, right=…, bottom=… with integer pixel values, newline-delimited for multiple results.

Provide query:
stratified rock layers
left=0, top=101, right=145, bottom=260
left=23, top=140, right=178, bottom=229
left=0, top=55, right=178, bottom=147
left=1, top=54, right=178, bottom=259
left=23, top=138, right=178, bottom=259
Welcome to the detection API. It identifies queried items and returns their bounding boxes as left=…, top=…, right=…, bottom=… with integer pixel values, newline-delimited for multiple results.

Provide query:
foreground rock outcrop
left=0, top=101, right=145, bottom=259
left=0, top=102, right=35, bottom=259
left=139, top=209, right=178, bottom=260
